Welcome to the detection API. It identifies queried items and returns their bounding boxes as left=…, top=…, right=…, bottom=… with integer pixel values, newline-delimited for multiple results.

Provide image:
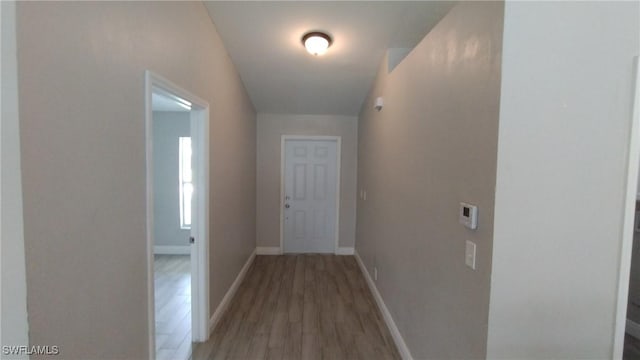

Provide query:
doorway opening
left=616, top=56, right=640, bottom=359
left=624, top=208, right=640, bottom=357
left=145, top=71, right=210, bottom=360
left=280, top=136, right=341, bottom=254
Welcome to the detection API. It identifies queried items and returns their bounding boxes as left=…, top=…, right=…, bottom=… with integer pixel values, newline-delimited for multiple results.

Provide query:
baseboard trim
left=354, top=251, right=413, bottom=360
left=627, top=319, right=640, bottom=339
left=154, top=245, right=190, bottom=255
left=256, top=246, right=281, bottom=255
left=208, top=249, right=256, bottom=335
left=335, top=247, right=355, bottom=255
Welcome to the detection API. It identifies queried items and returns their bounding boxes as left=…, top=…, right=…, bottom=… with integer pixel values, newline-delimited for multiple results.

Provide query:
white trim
left=614, top=55, right=640, bottom=359
left=154, top=246, right=191, bottom=255
left=279, top=135, right=342, bottom=254
left=627, top=319, right=640, bottom=340
left=145, top=70, right=211, bottom=360
left=256, top=246, right=282, bottom=255
left=144, top=72, right=155, bottom=360
left=189, top=91, right=210, bottom=344
left=209, top=249, right=257, bottom=333
left=335, top=247, right=354, bottom=255
left=354, top=251, right=413, bottom=360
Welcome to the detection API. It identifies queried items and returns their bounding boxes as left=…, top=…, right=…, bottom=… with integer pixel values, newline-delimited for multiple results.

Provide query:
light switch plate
left=465, top=240, right=476, bottom=270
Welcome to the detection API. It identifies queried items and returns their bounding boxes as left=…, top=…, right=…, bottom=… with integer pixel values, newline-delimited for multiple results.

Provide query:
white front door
left=283, top=139, right=338, bottom=253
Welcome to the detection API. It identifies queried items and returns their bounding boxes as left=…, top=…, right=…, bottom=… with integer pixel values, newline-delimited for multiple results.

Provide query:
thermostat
left=459, top=202, right=478, bottom=230
left=374, top=97, right=384, bottom=111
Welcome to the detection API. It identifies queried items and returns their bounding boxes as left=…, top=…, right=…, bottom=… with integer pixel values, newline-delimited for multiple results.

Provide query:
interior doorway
left=145, top=71, right=210, bottom=360
left=624, top=209, right=640, bottom=357
left=616, top=56, right=640, bottom=359
left=151, top=89, right=192, bottom=360
left=280, top=136, right=341, bottom=254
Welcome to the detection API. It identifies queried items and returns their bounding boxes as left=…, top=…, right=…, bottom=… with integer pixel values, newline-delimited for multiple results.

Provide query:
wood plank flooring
left=155, top=255, right=192, bottom=360
left=192, top=254, right=400, bottom=360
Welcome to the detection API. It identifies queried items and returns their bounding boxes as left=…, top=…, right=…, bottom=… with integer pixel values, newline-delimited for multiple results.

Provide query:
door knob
left=285, top=204, right=290, bottom=209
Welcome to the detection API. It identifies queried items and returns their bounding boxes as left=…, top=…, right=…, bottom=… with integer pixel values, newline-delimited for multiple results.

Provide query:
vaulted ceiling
left=204, top=1, right=455, bottom=116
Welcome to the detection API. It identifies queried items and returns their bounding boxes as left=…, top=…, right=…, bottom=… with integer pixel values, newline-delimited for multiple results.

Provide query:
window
left=179, top=137, right=193, bottom=229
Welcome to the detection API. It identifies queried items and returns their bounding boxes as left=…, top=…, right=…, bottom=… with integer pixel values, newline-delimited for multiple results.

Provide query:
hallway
left=5, top=2, right=640, bottom=359
left=191, top=255, right=400, bottom=360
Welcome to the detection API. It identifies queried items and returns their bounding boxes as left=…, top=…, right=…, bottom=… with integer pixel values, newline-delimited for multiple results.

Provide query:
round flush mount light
left=302, top=31, right=332, bottom=56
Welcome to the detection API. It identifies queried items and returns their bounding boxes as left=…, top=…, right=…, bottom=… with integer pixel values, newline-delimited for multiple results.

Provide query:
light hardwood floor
left=155, top=255, right=192, bottom=360
left=192, top=254, right=400, bottom=360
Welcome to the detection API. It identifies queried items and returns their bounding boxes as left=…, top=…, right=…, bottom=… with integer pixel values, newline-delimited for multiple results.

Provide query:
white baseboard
left=627, top=319, right=640, bottom=339
left=154, top=245, right=190, bottom=255
left=257, top=246, right=353, bottom=255
left=354, top=251, right=413, bottom=360
left=256, top=246, right=281, bottom=255
left=208, top=249, right=256, bottom=335
left=335, top=247, right=354, bottom=255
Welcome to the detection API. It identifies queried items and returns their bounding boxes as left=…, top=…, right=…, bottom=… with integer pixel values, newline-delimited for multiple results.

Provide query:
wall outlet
left=465, top=240, right=476, bottom=270
left=374, top=267, right=378, bottom=281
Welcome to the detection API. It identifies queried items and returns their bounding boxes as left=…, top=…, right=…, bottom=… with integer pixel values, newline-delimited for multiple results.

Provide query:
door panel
left=314, top=164, right=327, bottom=200
left=284, top=140, right=338, bottom=253
left=293, top=164, right=307, bottom=200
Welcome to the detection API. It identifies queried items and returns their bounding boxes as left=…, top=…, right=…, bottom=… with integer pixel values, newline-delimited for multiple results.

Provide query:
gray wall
left=487, top=2, right=640, bottom=358
left=256, top=113, right=358, bottom=250
left=16, top=2, right=256, bottom=358
left=1, top=1, right=30, bottom=356
left=355, top=2, right=504, bottom=358
left=153, top=111, right=190, bottom=249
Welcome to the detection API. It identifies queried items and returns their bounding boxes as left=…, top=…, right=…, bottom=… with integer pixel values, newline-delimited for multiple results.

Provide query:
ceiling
left=204, top=1, right=455, bottom=116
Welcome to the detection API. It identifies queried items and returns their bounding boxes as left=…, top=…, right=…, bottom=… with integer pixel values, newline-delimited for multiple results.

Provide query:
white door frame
left=614, top=55, right=640, bottom=358
left=145, top=71, right=210, bottom=359
left=279, top=135, right=342, bottom=255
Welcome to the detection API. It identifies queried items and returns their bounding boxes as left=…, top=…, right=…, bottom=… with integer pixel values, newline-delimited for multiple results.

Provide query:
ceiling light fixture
left=302, top=31, right=332, bottom=56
